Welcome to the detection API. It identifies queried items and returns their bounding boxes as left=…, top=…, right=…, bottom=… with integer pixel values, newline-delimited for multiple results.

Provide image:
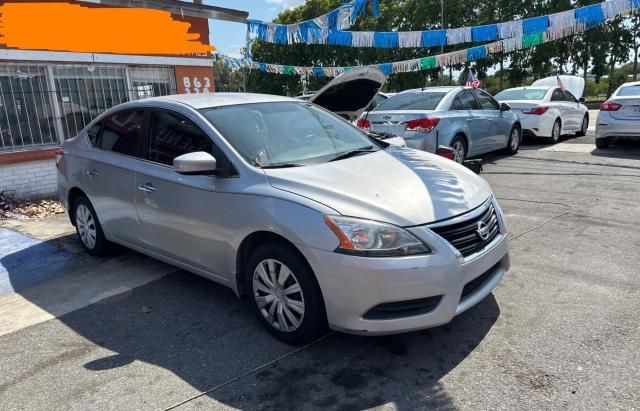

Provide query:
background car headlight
left=324, top=215, right=431, bottom=257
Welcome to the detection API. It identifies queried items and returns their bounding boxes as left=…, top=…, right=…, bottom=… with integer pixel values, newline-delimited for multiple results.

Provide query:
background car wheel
left=549, top=119, right=561, bottom=144
left=450, top=136, right=467, bottom=164
left=595, top=138, right=610, bottom=149
left=506, top=125, right=521, bottom=154
left=245, top=244, right=328, bottom=345
left=576, top=115, right=589, bottom=137
left=73, top=195, right=112, bottom=256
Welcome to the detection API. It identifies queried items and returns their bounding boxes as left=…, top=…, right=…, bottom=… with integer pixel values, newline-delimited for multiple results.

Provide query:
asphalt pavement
left=1, top=130, right=639, bottom=410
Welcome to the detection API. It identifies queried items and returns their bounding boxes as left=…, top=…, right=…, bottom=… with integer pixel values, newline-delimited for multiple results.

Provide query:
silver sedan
left=357, top=87, right=522, bottom=163
left=596, top=81, right=640, bottom=148
left=58, top=93, right=509, bottom=344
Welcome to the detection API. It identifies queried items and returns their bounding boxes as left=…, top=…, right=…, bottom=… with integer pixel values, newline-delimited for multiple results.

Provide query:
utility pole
left=440, top=0, right=444, bottom=86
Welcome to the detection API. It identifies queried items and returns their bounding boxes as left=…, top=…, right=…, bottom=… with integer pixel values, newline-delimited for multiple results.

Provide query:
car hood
left=309, top=66, right=386, bottom=121
left=263, top=147, right=491, bottom=227
left=532, top=75, right=585, bottom=98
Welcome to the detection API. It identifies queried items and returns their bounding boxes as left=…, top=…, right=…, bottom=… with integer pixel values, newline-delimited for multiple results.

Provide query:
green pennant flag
left=420, top=56, right=436, bottom=70
left=522, top=32, right=544, bottom=49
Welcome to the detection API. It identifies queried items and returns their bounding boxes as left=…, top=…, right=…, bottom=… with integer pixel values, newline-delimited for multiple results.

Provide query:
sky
left=206, top=0, right=305, bottom=57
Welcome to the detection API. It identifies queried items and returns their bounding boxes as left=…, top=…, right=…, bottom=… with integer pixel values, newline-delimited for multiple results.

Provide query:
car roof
left=499, top=86, right=551, bottom=92
left=399, top=86, right=460, bottom=94
left=619, top=81, right=640, bottom=88
left=137, top=92, right=299, bottom=109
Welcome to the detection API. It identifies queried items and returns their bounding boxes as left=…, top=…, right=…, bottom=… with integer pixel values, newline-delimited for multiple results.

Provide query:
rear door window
left=551, top=89, right=566, bottom=102
left=87, top=121, right=103, bottom=147
left=98, top=110, right=145, bottom=157
left=564, top=91, right=578, bottom=102
left=475, top=90, right=500, bottom=110
left=451, top=97, right=463, bottom=110
left=457, top=90, right=480, bottom=110
left=147, top=110, right=215, bottom=166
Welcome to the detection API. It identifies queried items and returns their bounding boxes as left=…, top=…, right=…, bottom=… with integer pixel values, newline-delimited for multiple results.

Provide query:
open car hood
left=309, top=66, right=386, bottom=122
left=532, top=75, right=585, bottom=98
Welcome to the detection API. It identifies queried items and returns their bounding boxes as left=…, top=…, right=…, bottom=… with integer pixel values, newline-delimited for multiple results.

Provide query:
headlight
left=324, top=215, right=431, bottom=257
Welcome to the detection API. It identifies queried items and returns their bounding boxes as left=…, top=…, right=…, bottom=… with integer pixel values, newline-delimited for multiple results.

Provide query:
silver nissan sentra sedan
left=57, top=91, right=510, bottom=345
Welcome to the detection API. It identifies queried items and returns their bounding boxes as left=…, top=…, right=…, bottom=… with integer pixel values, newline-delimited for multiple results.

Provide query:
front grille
left=363, top=295, right=443, bottom=320
left=431, top=202, right=500, bottom=257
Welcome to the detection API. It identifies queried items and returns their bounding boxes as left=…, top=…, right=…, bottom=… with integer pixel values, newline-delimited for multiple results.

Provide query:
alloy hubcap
left=582, top=117, right=588, bottom=133
left=76, top=204, right=97, bottom=249
left=452, top=141, right=465, bottom=163
left=511, top=129, right=519, bottom=150
left=553, top=122, right=560, bottom=141
left=253, top=259, right=305, bottom=332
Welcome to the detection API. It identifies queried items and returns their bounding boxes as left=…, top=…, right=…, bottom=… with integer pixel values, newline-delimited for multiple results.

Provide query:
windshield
left=200, top=102, right=378, bottom=167
left=617, top=85, right=640, bottom=97
left=494, top=88, right=548, bottom=101
left=374, top=92, right=446, bottom=111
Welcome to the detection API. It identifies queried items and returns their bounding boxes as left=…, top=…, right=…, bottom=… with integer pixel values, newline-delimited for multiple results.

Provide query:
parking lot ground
left=1, top=133, right=640, bottom=410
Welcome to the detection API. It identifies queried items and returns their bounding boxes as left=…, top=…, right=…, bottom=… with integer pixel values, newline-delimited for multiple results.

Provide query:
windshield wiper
left=260, top=163, right=306, bottom=169
left=329, top=146, right=378, bottom=162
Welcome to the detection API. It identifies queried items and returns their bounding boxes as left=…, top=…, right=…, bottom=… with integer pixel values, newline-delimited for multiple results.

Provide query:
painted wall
left=0, top=159, right=57, bottom=200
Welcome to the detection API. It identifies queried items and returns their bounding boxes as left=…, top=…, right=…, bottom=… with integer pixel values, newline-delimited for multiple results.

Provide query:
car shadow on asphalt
left=1, top=237, right=500, bottom=410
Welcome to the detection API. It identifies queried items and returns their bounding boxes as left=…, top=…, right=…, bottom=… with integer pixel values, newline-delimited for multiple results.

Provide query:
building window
left=130, top=66, right=177, bottom=100
left=52, top=65, right=129, bottom=140
left=0, top=64, right=58, bottom=151
left=0, top=63, right=179, bottom=152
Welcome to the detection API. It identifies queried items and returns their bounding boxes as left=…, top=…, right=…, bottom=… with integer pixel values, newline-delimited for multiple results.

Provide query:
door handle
left=137, top=183, right=157, bottom=193
left=86, top=169, right=99, bottom=177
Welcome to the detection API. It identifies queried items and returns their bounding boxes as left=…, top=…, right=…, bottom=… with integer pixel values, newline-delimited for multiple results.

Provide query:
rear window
left=374, top=92, right=446, bottom=111
left=617, top=85, right=640, bottom=97
left=494, top=89, right=548, bottom=101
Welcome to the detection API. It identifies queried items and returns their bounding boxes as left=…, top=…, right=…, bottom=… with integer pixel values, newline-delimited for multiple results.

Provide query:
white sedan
left=595, top=81, right=640, bottom=148
left=495, top=76, right=589, bottom=144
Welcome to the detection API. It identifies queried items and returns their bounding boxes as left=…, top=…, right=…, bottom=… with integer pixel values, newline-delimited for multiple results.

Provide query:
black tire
left=450, top=135, right=467, bottom=164
left=72, top=195, right=112, bottom=257
left=595, top=138, right=610, bottom=149
left=505, top=125, right=521, bottom=155
left=576, top=114, right=589, bottom=137
left=245, top=243, right=328, bottom=345
left=548, top=119, right=561, bottom=144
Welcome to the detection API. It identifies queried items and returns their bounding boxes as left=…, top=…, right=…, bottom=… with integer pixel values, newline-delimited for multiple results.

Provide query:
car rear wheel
left=73, top=195, right=112, bottom=256
left=576, top=114, right=588, bottom=136
left=451, top=136, right=467, bottom=164
left=549, top=119, right=561, bottom=144
left=246, top=244, right=328, bottom=345
left=595, top=138, right=610, bottom=149
left=506, top=125, right=521, bottom=154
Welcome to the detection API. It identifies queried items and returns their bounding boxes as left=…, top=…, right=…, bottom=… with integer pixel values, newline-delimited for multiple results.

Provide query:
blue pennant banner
left=247, top=0, right=637, bottom=49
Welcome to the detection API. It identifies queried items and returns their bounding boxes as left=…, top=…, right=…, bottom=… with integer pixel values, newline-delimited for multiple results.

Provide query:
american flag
left=556, top=74, right=565, bottom=91
left=466, top=70, right=480, bottom=89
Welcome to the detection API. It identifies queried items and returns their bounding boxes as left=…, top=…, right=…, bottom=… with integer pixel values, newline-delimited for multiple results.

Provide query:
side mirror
left=173, top=151, right=217, bottom=175
left=500, top=102, right=511, bottom=112
left=579, top=97, right=586, bottom=103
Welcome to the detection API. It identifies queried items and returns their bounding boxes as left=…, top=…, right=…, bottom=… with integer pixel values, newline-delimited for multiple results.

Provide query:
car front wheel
left=246, top=244, right=328, bottom=345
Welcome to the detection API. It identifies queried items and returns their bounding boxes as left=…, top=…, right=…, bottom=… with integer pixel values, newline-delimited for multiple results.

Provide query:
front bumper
left=299, top=217, right=510, bottom=335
